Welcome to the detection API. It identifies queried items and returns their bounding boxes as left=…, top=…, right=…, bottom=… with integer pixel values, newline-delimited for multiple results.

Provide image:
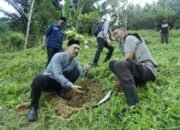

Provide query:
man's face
left=111, top=16, right=117, bottom=23
left=58, top=20, right=66, bottom=27
left=68, top=44, right=80, bottom=58
left=113, top=29, right=124, bottom=42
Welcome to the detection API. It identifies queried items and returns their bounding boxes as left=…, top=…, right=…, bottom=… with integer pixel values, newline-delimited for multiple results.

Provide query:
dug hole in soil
left=16, top=79, right=104, bottom=119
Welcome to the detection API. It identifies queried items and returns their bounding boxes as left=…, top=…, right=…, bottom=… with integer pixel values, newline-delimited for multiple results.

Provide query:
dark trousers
left=46, top=47, right=64, bottom=67
left=109, top=60, right=155, bottom=106
left=161, top=32, right=169, bottom=44
left=30, top=69, right=80, bottom=109
left=93, top=37, right=114, bottom=64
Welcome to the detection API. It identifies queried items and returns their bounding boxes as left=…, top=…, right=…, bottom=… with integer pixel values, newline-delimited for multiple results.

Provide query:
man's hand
left=113, top=80, right=121, bottom=91
left=41, top=43, right=45, bottom=49
left=107, top=39, right=112, bottom=46
left=83, top=64, right=90, bottom=75
left=71, top=85, right=84, bottom=93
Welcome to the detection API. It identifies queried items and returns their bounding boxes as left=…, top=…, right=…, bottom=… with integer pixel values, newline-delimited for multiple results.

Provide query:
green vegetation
left=0, top=30, right=179, bottom=130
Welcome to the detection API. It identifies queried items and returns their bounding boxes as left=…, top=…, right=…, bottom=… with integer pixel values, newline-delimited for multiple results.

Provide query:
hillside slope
left=0, top=30, right=180, bottom=130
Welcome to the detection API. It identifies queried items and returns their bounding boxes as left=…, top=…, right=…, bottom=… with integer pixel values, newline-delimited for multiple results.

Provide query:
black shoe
left=57, top=89, right=71, bottom=100
left=27, top=107, right=38, bottom=122
left=91, top=63, right=99, bottom=67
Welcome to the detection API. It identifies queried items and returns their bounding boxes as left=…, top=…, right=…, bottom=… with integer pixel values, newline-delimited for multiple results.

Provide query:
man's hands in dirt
left=71, top=85, right=84, bottom=93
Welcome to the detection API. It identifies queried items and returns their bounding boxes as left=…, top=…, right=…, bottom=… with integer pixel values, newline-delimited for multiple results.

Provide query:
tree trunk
left=24, top=0, right=35, bottom=49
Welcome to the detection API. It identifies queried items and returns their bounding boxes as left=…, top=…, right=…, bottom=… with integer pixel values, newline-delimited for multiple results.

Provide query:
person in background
left=109, top=26, right=158, bottom=107
left=92, top=14, right=117, bottom=67
left=41, top=17, right=66, bottom=66
left=28, top=39, right=89, bottom=122
left=157, top=19, right=171, bottom=44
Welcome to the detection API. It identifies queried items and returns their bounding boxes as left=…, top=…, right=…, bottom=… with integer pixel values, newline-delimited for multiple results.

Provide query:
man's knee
left=31, top=75, right=45, bottom=89
left=114, top=61, right=127, bottom=69
left=109, top=60, right=127, bottom=73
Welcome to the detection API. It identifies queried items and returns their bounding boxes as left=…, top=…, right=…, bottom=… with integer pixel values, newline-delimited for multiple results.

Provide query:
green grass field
left=0, top=30, right=180, bottom=130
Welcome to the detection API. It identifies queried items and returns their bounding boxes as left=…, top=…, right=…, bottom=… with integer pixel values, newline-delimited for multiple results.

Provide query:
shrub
left=8, top=32, right=25, bottom=50
left=78, top=11, right=100, bottom=35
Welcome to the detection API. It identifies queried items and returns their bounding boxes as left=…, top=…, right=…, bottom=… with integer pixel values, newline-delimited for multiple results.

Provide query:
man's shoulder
left=53, top=52, right=67, bottom=59
left=125, top=33, right=142, bottom=42
left=125, top=35, right=140, bottom=42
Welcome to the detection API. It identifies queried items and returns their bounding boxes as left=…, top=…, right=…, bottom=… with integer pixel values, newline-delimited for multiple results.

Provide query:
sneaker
left=27, top=107, right=38, bottom=122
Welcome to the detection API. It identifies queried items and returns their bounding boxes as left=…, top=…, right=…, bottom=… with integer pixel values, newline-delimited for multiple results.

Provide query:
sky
left=0, top=0, right=157, bottom=17
left=129, top=0, right=157, bottom=6
left=0, top=0, right=17, bottom=17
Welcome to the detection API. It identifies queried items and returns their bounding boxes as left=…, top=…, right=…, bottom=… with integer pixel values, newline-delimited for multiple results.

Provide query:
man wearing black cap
left=28, top=39, right=89, bottom=122
left=41, top=17, right=67, bottom=66
left=109, top=27, right=158, bottom=107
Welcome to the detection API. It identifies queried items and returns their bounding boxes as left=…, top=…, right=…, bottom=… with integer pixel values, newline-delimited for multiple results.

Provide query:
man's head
left=111, top=14, right=118, bottom=23
left=58, top=17, right=67, bottom=27
left=67, top=39, right=80, bottom=59
left=113, top=26, right=127, bottom=42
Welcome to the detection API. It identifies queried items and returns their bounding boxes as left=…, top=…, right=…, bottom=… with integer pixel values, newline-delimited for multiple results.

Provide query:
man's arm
left=41, top=35, right=47, bottom=49
left=103, top=21, right=112, bottom=46
left=41, top=24, right=53, bottom=49
left=124, top=52, right=134, bottom=61
left=51, top=54, right=73, bottom=88
left=123, top=36, right=139, bottom=60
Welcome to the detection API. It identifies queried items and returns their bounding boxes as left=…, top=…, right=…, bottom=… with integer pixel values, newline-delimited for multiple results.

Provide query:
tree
left=0, top=0, right=31, bottom=33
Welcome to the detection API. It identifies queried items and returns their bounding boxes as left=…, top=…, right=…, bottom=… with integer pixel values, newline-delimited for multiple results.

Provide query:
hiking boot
left=27, top=107, right=38, bottom=122
left=57, top=89, right=72, bottom=100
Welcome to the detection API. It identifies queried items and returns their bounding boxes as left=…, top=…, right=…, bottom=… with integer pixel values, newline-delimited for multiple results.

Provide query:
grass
left=0, top=30, right=180, bottom=130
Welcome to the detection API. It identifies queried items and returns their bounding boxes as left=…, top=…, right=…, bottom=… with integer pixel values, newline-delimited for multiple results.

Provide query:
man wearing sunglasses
left=41, top=17, right=66, bottom=67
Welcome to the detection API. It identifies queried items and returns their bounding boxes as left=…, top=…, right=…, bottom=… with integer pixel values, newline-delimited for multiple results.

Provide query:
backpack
left=93, top=23, right=103, bottom=37
left=124, top=33, right=142, bottom=42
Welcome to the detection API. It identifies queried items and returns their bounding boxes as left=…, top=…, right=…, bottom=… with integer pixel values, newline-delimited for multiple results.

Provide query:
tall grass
left=0, top=30, right=180, bottom=130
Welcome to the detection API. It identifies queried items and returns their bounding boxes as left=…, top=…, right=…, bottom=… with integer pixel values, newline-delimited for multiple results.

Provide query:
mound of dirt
left=45, top=79, right=104, bottom=118
left=15, top=79, right=104, bottom=118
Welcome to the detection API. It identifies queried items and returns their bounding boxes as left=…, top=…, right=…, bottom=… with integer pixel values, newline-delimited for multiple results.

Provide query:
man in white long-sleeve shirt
left=28, top=39, right=88, bottom=122
left=92, top=14, right=117, bottom=67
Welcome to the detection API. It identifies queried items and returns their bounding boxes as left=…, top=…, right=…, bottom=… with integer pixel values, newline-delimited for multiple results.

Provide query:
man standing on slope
left=41, top=17, right=66, bottom=66
left=92, top=14, right=117, bottom=67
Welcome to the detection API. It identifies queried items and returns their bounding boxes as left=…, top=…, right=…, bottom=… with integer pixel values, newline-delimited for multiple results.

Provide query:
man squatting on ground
left=109, top=27, right=158, bottom=106
left=28, top=39, right=89, bottom=122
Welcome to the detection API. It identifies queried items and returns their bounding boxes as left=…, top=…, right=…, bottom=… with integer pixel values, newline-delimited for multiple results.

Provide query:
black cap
left=111, top=14, right=118, bottom=18
left=59, top=17, right=67, bottom=22
left=67, top=39, right=80, bottom=46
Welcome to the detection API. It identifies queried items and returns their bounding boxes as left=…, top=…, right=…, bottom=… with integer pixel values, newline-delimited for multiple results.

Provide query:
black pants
left=161, top=32, right=169, bottom=44
left=30, top=69, right=80, bottom=109
left=109, top=60, right=155, bottom=106
left=46, top=47, right=64, bottom=67
left=93, top=37, right=114, bottom=64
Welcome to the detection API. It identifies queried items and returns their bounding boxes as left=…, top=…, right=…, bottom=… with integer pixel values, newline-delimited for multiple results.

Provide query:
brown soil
left=45, top=79, right=104, bottom=118
left=15, top=79, right=104, bottom=118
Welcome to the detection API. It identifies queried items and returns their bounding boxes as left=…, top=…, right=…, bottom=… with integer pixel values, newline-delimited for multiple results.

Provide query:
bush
left=78, top=11, right=100, bottom=35
left=8, top=32, right=25, bottom=50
